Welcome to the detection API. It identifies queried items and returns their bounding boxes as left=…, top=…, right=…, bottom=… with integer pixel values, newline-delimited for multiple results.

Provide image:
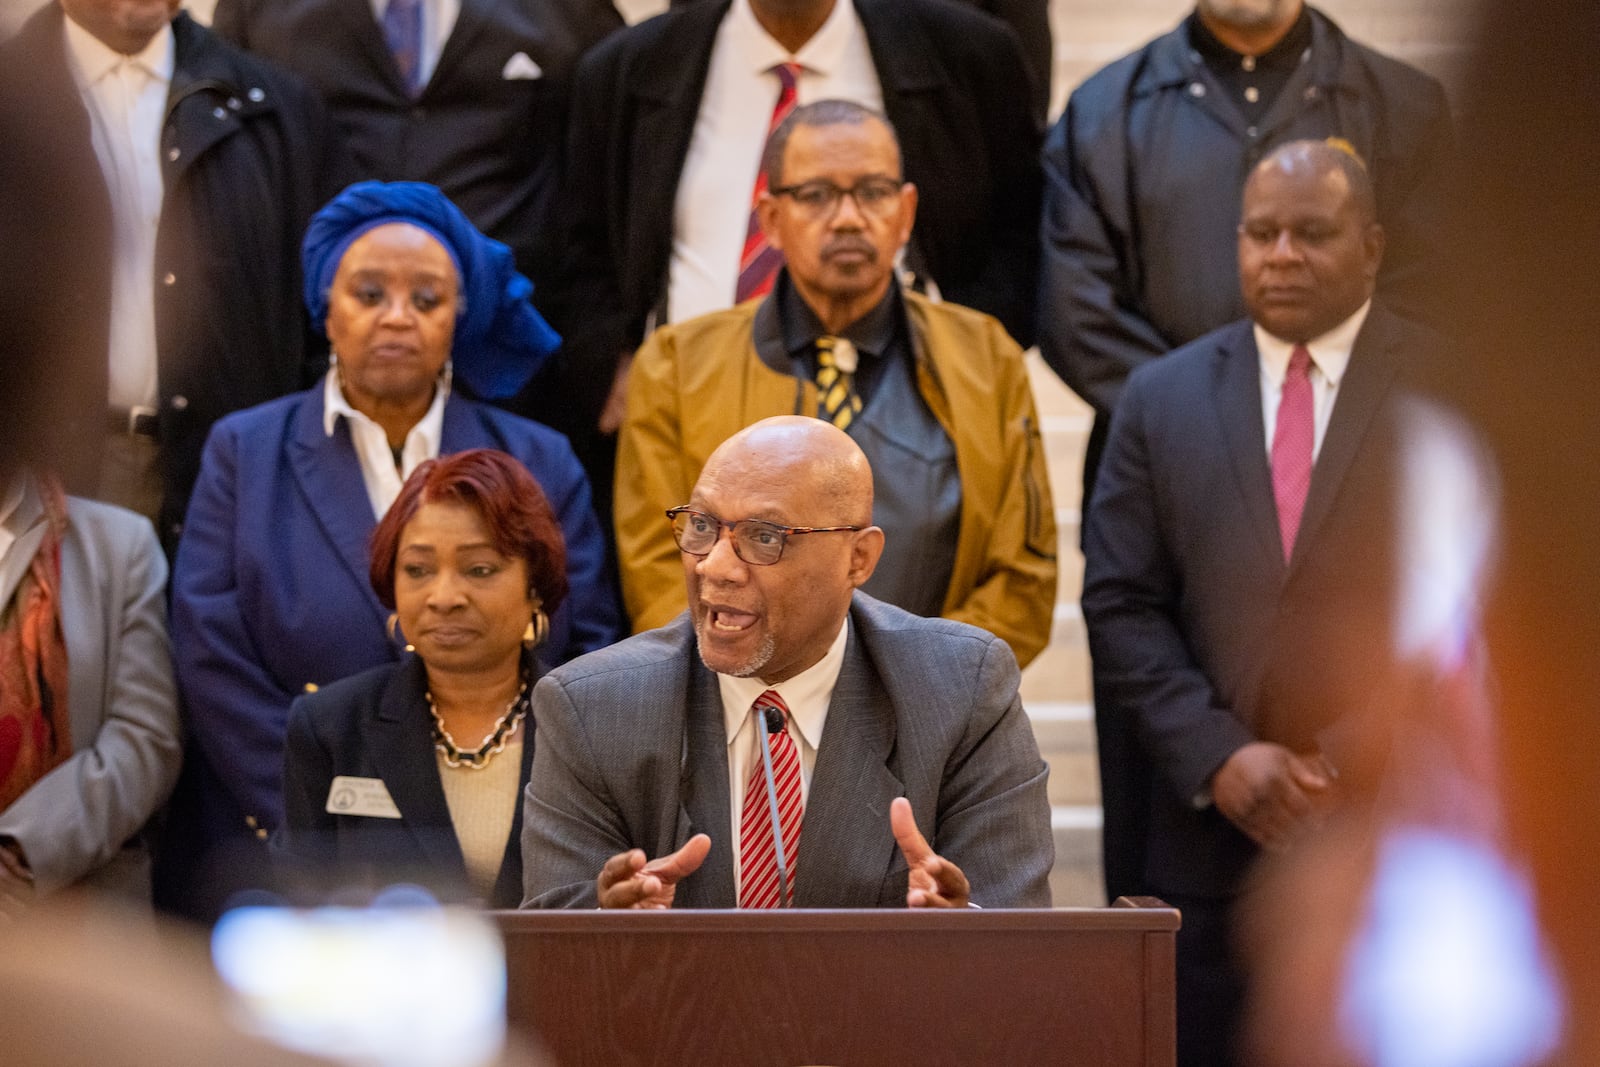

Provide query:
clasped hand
left=1210, top=741, right=1337, bottom=852
left=594, top=797, right=970, bottom=908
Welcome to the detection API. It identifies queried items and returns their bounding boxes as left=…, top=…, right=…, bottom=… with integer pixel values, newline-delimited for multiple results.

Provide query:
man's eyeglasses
left=666, top=507, right=861, bottom=566
left=770, top=177, right=904, bottom=219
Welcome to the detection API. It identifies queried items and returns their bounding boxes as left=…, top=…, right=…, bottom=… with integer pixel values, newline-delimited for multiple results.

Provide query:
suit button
left=169, top=394, right=189, bottom=411
left=304, top=682, right=319, bottom=693
left=248, top=87, right=266, bottom=102
left=167, top=146, right=180, bottom=162
left=162, top=271, right=176, bottom=286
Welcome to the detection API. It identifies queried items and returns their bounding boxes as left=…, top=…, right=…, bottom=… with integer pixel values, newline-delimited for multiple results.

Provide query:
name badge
left=325, top=776, right=403, bottom=819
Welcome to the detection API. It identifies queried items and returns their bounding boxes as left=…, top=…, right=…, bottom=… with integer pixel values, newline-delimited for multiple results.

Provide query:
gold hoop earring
left=523, top=607, right=550, bottom=649
left=387, top=612, right=414, bottom=653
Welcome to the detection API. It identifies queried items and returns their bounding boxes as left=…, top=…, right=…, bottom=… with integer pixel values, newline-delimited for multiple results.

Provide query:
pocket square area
left=502, top=52, right=543, bottom=80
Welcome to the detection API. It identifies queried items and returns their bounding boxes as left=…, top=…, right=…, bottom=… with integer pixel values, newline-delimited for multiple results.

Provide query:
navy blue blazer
left=171, top=385, right=621, bottom=854
left=280, top=652, right=535, bottom=908
left=1082, top=304, right=1426, bottom=899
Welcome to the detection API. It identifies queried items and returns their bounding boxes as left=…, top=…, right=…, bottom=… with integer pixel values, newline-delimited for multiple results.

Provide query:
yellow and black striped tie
left=815, top=336, right=863, bottom=430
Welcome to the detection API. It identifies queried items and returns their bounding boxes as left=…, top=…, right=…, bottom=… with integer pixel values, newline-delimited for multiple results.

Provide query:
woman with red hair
left=277, top=449, right=566, bottom=907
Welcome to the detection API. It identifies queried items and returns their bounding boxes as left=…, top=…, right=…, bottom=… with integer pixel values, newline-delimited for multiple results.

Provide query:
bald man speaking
left=521, top=416, right=1052, bottom=909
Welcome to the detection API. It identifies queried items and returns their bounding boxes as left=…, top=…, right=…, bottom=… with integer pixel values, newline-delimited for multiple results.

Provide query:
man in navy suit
left=1082, top=140, right=1432, bottom=1066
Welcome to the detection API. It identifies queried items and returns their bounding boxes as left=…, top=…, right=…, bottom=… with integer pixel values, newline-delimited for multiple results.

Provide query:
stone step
left=1049, top=805, right=1105, bottom=907
left=1025, top=700, right=1099, bottom=808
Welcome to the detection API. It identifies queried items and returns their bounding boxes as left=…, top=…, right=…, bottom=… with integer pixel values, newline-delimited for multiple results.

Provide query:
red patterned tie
left=738, top=690, right=802, bottom=908
left=734, top=63, right=802, bottom=304
left=1271, top=344, right=1315, bottom=560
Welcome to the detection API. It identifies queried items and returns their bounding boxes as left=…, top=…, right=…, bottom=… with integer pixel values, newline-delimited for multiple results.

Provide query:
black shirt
left=1187, top=7, right=1314, bottom=126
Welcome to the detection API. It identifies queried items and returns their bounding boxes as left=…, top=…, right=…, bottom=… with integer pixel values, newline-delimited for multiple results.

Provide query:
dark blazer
left=0, top=8, right=348, bottom=551
left=534, top=0, right=1043, bottom=441
left=1080, top=304, right=1426, bottom=900
left=668, top=0, right=1052, bottom=122
left=280, top=653, right=536, bottom=908
left=522, top=593, right=1054, bottom=909
left=212, top=0, right=622, bottom=290
left=168, top=385, right=621, bottom=885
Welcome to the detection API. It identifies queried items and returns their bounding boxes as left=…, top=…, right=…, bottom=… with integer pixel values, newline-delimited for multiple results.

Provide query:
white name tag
left=325, top=776, right=403, bottom=819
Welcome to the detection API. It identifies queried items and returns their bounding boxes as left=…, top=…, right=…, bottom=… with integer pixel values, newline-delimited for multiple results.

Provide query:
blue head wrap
left=302, top=181, right=559, bottom=400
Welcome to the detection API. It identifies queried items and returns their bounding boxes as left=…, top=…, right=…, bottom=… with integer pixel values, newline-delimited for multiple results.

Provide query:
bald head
left=686, top=416, right=884, bottom=683
left=1246, top=139, right=1378, bottom=226
left=702, top=416, right=875, bottom=528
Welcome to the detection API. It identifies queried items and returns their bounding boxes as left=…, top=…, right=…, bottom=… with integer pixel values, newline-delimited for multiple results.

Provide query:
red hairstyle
left=369, top=449, right=568, bottom=615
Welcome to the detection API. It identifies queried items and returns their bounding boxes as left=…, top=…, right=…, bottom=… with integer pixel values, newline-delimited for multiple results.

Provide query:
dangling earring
left=523, top=602, right=549, bottom=649
left=387, top=612, right=414, bottom=652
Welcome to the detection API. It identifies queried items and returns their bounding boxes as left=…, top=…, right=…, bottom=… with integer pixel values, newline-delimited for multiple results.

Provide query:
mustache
left=821, top=236, right=877, bottom=261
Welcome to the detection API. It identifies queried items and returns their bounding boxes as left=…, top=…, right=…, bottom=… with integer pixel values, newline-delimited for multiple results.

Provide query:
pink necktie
left=1271, top=345, right=1315, bottom=560
left=738, top=690, right=802, bottom=908
left=734, top=63, right=801, bottom=304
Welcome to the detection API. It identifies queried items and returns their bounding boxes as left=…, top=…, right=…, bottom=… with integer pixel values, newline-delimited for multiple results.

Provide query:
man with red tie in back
left=1081, top=140, right=1440, bottom=1066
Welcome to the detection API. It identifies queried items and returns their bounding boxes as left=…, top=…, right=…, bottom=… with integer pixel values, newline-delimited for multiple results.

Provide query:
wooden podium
left=493, top=898, right=1177, bottom=1066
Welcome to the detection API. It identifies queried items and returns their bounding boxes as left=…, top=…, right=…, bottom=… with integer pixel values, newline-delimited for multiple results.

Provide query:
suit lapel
left=796, top=625, right=902, bottom=907
left=626, top=2, right=723, bottom=312
left=1291, top=307, right=1401, bottom=568
left=367, top=656, right=466, bottom=870
left=332, top=0, right=411, bottom=96
left=286, top=391, right=389, bottom=631
left=680, top=660, right=736, bottom=907
left=1211, top=324, right=1286, bottom=570
left=429, top=0, right=493, bottom=94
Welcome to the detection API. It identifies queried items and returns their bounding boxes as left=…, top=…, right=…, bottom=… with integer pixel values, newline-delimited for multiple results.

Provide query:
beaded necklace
left=426, top=679, right=529, bottom=770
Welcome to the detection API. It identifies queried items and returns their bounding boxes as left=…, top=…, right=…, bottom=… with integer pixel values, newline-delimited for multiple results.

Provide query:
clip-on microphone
left=754, top=703, right=792, bottom=908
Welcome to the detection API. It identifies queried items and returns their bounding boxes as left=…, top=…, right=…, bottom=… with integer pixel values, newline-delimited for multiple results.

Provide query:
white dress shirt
left=718, top=616, right=849, bottom=892
left=369, top=0, right=461, bottom=89
left=1256, top=300, right=1372, bottom=463
left=63, top=16, right=174, bottom=412
left=321, top=367, right=450, bottom=519
left=667, top=0, right=882, bottom=325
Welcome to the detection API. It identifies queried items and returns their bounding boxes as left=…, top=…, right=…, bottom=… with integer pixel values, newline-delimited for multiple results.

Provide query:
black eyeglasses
left=666, top=507, right=861, bottom=566
left=770, top=177, right=904, bottom=218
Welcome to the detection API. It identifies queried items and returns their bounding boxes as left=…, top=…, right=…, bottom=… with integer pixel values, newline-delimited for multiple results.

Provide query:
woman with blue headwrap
left=163, top=182, right=621, bottom=919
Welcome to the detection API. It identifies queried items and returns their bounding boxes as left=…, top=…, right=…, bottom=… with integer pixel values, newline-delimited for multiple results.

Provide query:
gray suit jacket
left=522, top=593, right=1052, bottom=908
left=0, top=492, right=182, bottom=898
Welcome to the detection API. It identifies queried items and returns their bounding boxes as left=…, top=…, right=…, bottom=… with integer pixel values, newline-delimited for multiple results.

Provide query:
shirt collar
left=776, top=268, right=899, bottom=360
left=321, top=365, right=452, bottom=447
left=0, top=473, right=42, bottom=565
left=1255, top=299, right=1371, bottom=388
left=726, top=0, right=859, bottom=78
left=63, top=14, right=175, bottom=89
left=720, top=614, right=850, bottom=753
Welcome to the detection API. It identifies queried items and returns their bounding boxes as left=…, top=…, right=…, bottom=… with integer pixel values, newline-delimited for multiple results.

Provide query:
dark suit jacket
left=169, top=386, right=620, bottom=872
left=280, top=653, right=536, bottom=908
left=668, top=0, right=1052, bottom=122
left=533, top=0, right=1043, bottom=442
left=0, top=9, right=347, bottom=550
left=1081, top=304, right=1427, bottom=900
left=521, top=593, right=1053, bottom=908
left=213, top=0, right=622, bottom=289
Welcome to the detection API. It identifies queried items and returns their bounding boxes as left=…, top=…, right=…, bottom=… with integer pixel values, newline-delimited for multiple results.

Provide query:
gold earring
left=387, top=612, right=414, bottom=652
left=524, top=606, right=550, bottom=648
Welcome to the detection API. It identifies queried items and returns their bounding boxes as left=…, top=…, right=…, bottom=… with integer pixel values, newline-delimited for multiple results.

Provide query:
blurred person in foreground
left=1240, top=0, right=1599, bottom=1062
left=0, top=0, right=346, bottom=552
left=163, top=181, right=620, bottom=922
left=523, top=416, right=1052, bottom=910
left=278, top=450, right=566, bottom=908
left=615, top=100, right=1056, bottom=668
left=1081, top=139, right=1439, bottom=1066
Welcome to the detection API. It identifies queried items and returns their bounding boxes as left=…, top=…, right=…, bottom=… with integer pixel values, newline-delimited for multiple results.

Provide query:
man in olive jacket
left=616, top=101, right=1055, bottom=668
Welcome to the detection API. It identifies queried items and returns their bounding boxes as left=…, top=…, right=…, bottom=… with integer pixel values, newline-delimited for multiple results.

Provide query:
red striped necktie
left=734, top=62, right=802, bottom=304
left=1271, top=344, right=1315, bottom=560
left=738, top=690, right=803, bottom=908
